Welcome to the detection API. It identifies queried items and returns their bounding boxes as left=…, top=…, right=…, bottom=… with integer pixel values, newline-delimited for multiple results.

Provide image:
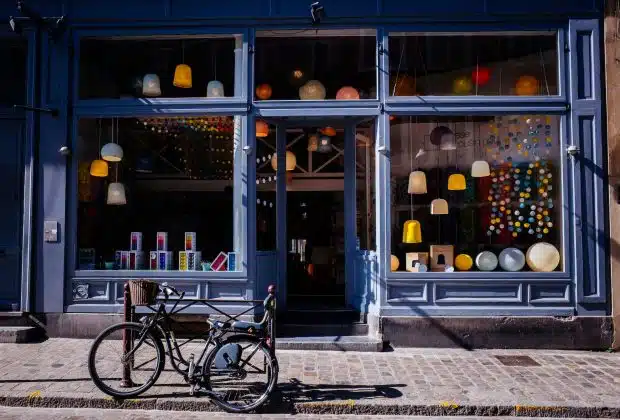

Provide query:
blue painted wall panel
left=486, top=0, right=598, bottom=15
left=65, top=0, right=169, bottom=20
left=170, top=0, right=271, bottom=19
left=272, top=0, right=378, bottom=18
left=381, top=0, right=485, bottom=16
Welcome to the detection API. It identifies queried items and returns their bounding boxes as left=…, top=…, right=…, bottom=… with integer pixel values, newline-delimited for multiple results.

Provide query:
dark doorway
left=286, top=191, right=345, bottom=308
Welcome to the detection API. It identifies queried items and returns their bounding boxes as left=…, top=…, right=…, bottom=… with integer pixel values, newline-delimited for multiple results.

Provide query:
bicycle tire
left=202, top=334, right=278, bottom=413
left=88, top=322, right=165, bottom=398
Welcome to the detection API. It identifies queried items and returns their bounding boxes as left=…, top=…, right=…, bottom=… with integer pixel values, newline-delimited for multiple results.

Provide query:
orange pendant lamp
left=173, top=42, right=192, bottom=88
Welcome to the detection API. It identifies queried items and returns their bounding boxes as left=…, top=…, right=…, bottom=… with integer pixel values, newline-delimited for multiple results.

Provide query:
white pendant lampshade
left=206, top=80, right=225, bottom=97
left=430, top=198, right=449, bottom=215
left=142, top=74, right=161, bottom=97
left=471, top=160, right=491, bottom=177
left=299, top=80, right=326, bottom=100
left=407, top=171, right=427, bottom=194
left=107, top=182, right=127, bottom=205
left=101, top=143, right=123, bottom=162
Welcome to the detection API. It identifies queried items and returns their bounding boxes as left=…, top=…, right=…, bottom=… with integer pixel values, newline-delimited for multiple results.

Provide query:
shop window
left=255, top=122, right=276, bottom=252
left=356, top=121, right=376, bottom=251
left=255, top=29, right=376, bottom=101
left=79, top=36, right=241, bottom=99
left=76, top=116, right=241, bottom=272
left=388, top=32, right=558, bottom=96
left=389, top=115, right=563, bottom=273
left=0, top=38, right=27, bottom=105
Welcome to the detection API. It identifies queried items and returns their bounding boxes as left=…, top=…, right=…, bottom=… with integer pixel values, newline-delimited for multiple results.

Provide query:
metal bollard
left=120, top=282, right=134, bottom=388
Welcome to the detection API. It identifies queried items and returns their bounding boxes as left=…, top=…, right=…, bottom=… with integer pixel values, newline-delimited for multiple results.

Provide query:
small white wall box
left=184, top=232, right=197, bottom=251
left=130, top=232, right=143, bottom=251
left=129, top=251, right=144, bottom=270
left=156, top=232, right=168, bottom=251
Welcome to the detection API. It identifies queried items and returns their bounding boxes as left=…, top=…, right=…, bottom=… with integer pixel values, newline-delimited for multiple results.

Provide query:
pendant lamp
left=407, top=171, right=427, bottom=194
left=308, top=134, right=319, bottom=152
left=471, top=160, right=490, bottom=177
left=270, top=151, right=297, bottom=172
left=101, top=119, right=123, bottom=162
left=173, top=41, right=192, bottom=88
left=256, top=120, right=269, bottom=138
left=107, top=182, right=127, bottom=205
left=430, top=198, right=449, bottom=215
left=206, top=80, right=224, bottom=97
left=299, top=80, right=326, bottom=100
left=318, top=135, right=332, bottom=153
left=390, top=255, right=400, bottom=271
left=430, top=125, right=456, bottom=151
left=447, top=173, right=466, bottom=190
left=142, top=74, right=161, bottom=97
left=90, top=159, right=108, bottom=177
left=402, top=219, right=422, bottom=243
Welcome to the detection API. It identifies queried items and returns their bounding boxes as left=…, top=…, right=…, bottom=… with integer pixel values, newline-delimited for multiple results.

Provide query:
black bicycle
left=87, top=283, right=278, bottom=413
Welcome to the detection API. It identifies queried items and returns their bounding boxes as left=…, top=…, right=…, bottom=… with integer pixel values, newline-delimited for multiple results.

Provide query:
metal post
left=120, top=282, right=134, bottom=388
left=267, top=284, right=276, bottom=354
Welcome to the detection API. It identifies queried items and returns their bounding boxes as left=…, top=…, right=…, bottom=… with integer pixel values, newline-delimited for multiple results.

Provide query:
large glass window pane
left=390, top=115, right=563, bottom=273
left=76, top=116, right=241, bottom=272
left=79, top=36, right=241, bottom=99
left=388, top=32, right=558, bottom=96
left=255, top=29, right=376, bottom=100
left=0, top=38, right=27, bottom=105
left=356, top=121, right=376, bottom=251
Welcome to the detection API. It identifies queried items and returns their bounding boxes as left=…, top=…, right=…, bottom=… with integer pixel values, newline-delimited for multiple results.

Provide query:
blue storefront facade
left=0, top=0, right=612, bottom=347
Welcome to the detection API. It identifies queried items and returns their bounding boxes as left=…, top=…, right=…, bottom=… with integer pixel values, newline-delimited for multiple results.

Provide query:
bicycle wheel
left=88, top=322, right=165, bottom=398
left=202, top=334, right=278, bottom=413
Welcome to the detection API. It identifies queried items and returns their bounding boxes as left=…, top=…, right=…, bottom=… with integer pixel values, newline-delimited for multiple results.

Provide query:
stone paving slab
left=1, top=339, right=620, bottom=417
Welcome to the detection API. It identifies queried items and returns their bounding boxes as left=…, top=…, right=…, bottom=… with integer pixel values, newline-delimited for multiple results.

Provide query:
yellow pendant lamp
left=448, top=173, right=466, bottom=190
left=402, top=220, right=422, bottom=243
left=90, top=159, right=108, bottom=177
left=173, top=42, right=192, bottom=88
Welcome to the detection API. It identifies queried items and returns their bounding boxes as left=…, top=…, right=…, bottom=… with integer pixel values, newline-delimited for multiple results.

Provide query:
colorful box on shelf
left=179, top=251, right=202, bottom=271
left=227, top=252, right=237, bottom=271
left=150, top=251, right=173, bottom=270
left=129, top=251, right=145, bottom=270
left=130, top=232, right=143, bottom=251
left=211, top=251, right=228, bottom=271
left=118, top=251, right=130, bottom=270
left=184, top=232, right=197, bottom=251
left=156, top=232, right=168, bottom=251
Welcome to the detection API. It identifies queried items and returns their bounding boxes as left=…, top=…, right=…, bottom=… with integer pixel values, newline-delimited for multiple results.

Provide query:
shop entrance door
left=267, top=120, right=358, bottom=310
left=0, top=118, right=24, bottom=311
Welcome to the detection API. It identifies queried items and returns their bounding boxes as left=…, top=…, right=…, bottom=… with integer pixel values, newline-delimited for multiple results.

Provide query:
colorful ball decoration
left=299, top=80, right=326, bottom=100
left=476, top=251, right=498, bottom=271
left=391, top=255, right=400, bottom=271
left=515, top=75, right=539, bottom=96
left=453, top=76, right=473, bottom=94
left=256, top=84, right=272, bottom=100
left=455, top=254, right=474, bottom=271
left=472, top=67, right=491, bottom=86
left=336, top=86, right=360, bottom=100
left=526, top=242, right=560, bottom=272
left=498, top=247, right=526, bottom=272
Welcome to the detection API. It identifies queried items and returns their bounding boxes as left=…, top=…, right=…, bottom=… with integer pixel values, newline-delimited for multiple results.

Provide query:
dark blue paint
left=577, top=31, right=593, bottom=99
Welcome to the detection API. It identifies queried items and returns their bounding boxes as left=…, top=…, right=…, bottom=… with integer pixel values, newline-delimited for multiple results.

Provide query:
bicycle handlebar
left=161, top=282, right=181, bottom=299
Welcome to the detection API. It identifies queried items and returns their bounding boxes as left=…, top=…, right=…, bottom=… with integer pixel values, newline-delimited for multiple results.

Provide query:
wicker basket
left=128, top=280, right=159, bottom=306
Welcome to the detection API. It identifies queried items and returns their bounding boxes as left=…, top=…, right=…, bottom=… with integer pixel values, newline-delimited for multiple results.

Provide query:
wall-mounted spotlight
left=8, top=1, right=66, bottom=41
left=310, top=2, right=325, bottom=25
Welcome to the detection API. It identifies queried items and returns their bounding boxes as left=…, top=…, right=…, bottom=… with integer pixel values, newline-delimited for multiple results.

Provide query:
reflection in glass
left=255, top=29, right=376, bottom=100
left=390, top=115, right=562, bottom=273
left=388, top=32, right=558, bottom=96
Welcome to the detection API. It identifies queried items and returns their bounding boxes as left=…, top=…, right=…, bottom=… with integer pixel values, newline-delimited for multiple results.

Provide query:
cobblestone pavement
left=0, top=407, right=599, bottom=419
left=0, top=339, right=620, bottom=416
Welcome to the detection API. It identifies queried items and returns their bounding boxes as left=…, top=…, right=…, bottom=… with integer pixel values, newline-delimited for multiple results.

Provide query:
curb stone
left=2, top=395, right=620, bottom=418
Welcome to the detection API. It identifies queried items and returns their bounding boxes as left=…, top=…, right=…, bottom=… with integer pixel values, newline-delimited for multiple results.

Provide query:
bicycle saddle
left=231, top=321, right=264, bottom=333
left=208, top=319, right=231, bottom=330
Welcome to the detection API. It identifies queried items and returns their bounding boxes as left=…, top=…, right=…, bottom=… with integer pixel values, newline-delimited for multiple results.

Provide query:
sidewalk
left=0, top=339, right=619, bottom=417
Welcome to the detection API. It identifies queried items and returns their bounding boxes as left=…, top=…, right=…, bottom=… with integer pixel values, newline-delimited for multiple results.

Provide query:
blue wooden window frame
left=69, top=27, right=251, bottom=282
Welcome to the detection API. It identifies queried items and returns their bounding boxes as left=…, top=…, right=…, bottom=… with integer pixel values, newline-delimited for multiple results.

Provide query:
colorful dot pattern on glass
left=486, top=161, right=554, bottom=240
left=486, top=115, right=553, bottom=166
